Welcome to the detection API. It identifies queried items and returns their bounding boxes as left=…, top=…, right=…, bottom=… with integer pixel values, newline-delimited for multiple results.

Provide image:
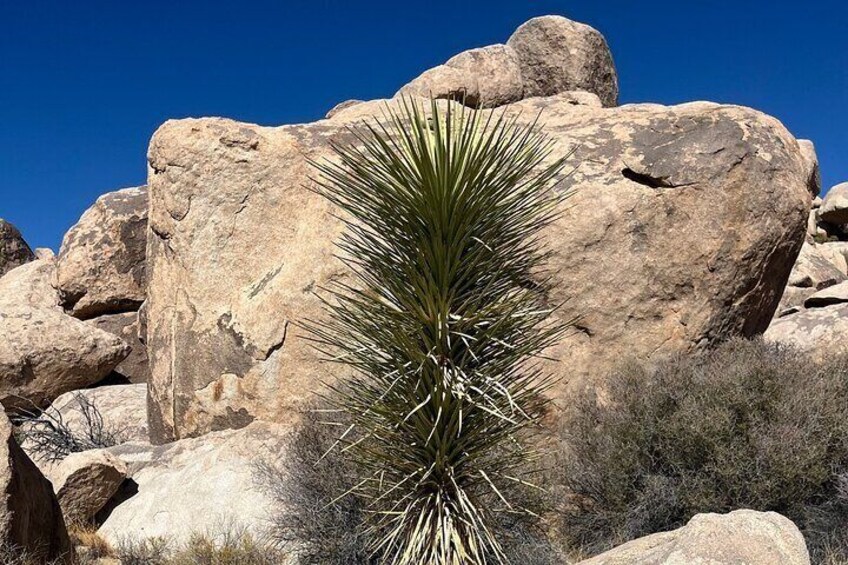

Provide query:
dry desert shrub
left=556, top=338, right=848, bottom=564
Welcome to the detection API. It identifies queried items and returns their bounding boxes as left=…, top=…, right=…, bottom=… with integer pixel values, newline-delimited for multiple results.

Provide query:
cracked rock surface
left=145, top=93, right=809, bottom=442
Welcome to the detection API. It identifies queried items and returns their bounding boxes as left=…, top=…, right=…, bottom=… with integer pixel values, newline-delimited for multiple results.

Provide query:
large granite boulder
left=818, top=182, right=848, bottom=226
left=144, top=94, right=809, bottom=442
left=87, top=312, right=149, bottom=383
left=97, top=421, right=288, bottom=546
left=398, top=44, right=524, bottom=108
left=0, top=305, right=130, bottom=410
left=56, top=186, right=148, bottom=319
left=0, top=219, right=34, bottom=278
left=0, top=257, right=60, bottom=310
left=507, top=15, right=618, bottom=107
left=577, top=510, right=809, bottom=565
left=0, top=411, right=71, bottom=561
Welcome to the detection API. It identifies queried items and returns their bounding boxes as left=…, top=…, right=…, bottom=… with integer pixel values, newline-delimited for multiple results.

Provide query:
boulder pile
left=0, top=13, right=835, bottom=563
left=766, top=181, right=848, bottom=354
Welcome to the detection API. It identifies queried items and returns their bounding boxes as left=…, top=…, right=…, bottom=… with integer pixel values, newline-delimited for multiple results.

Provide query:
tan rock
left=774, top=285, right=816, bottom=318
left=819, top=182, right=848, bottom=225
left=765, top=302, right=848, bottom=356
left=0, top=305, right=130, bottom=410
left=0, top=257, right=61, bottom=309
left=804, top=280, right=848, bottom=308
left=97, top=421, right=288, bottom=547
left=87, top=312, right=148, bottom=383
left=49, top=450, right=127, bottom=524
left=144, top=95, right=809, bottom=442
left=397, top=44, right=524, bottom=108
left=325, top=99, right=363, bottom=119
left=577, top=510, right=809, bottom=565
left=507, top=15, right=618, bottom=107
left=787, top=242, right=846, bottom=289
left=56, top=186, right=148, bottom=319
left=0, top=411, right=71, bottom=561
left=807, top=208, right=824, bottom=239
left=822, top=241, right=848, bottom=266
left=0, top=219, right=34, bottom=277
left=43, top=385, right=149, bottom=445
left=797, top=139, right=821, bottom=196
left=817, top=241, right=848, bottom=274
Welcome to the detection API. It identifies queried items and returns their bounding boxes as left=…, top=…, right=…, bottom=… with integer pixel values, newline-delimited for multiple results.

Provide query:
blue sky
left=2, top=1, right=846, bottom=250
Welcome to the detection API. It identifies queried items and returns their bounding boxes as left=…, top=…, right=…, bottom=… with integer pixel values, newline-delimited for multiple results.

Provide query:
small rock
left=787, top=242, right=846, bottom=289
left=87, top=312, right=149, bottom=383
left=807, top=208, right=825, bottom=239
left=50, top=450, right=127, bottom=524
left=0, top=256, right=61, bottom=309
left=397, top=44, right=524, bottom=108
left=0, top=219, right=35, bottom=277
left=577, top=510, right=809, bottom=565
left=507, top=15, right=618, bottom=106
left=805, top=280, right=848, bottom=308
left=797, top=139, right=821, bottom=196
left=774, top=286, right=816, bottom=317
left=35, top=247, right=55, bottom=260
left=325, top=99, right=363, bottom=119
left=819, top=182, right=848, bottom=225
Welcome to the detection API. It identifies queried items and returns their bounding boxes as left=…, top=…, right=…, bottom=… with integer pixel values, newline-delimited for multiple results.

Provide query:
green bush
left=304, top=98, right=572, bottom=563
left=556, top=338, right=848, bottom=562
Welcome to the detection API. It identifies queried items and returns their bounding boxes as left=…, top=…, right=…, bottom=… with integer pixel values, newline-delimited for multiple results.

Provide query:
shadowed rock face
left=56, top=186, right=148, bottom=319
left=0, top=411, right=72, bottom=562
left=88, top=312, right=149, bottom=383
left=0, top=219, right=35, bottom=278
left=144, top=94, right=809, bottom=443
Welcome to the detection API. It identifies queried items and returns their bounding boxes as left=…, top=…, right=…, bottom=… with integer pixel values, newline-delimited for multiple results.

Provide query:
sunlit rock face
left=144, top=91, right=809, bottom=443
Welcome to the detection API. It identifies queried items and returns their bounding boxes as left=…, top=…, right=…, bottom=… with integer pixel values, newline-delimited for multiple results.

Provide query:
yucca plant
left=304, top=97, right=573, bottom=564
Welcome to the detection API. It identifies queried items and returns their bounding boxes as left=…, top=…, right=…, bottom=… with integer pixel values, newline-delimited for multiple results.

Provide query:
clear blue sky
left=2, top=1, right=846, bottom=250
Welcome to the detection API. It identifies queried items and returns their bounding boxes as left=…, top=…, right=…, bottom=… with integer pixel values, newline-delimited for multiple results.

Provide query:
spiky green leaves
left=305, top=98, right=572, bottom=564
